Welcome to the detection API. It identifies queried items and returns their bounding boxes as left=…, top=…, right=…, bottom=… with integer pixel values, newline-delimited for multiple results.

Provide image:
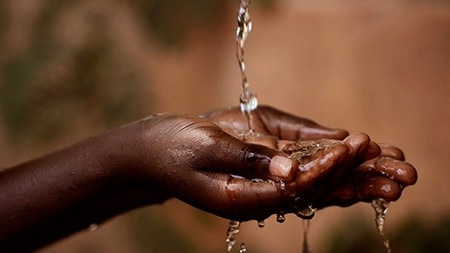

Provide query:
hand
left=0, top=105, right=417, bottom=252
left=203, top=105, right=349, bottom=141
left=137, top=105, right=417, bottom=221
left=135, top=105, right=347, bottom=221
left=317, top=143, right=417, bottom=208
left=205, top=106, right=416, bottom=216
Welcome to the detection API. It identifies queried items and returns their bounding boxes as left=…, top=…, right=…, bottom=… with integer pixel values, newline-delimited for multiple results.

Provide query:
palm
left=204, top=105, right=348, bottom=142
left=204, top=105, right=416, bottom=210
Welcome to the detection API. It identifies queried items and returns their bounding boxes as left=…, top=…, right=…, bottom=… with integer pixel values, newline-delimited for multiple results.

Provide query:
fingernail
left=270, top=156, right=292, bottom=178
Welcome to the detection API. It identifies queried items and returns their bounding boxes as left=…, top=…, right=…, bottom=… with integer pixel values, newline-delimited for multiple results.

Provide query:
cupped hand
left=205, top=105, right=416, bottom=209
left=203, top=105, right=359, bottom=210
left=137, top=106, right=416, bottom=221
left=316, top=143, right=417, bottom=208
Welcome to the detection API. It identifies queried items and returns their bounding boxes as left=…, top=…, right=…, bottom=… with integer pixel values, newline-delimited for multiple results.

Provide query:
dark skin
left=0, top=105, right=417, bottom=252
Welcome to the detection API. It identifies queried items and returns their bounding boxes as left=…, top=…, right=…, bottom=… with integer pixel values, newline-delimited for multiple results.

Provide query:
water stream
left=301, top=219, right=312, bottom=253
left=227, top=1, right=392, bottom=253
left=372, top=198, right=392, bottom=253
left=226, top=220, right=241, bottom=253
left=236, top=0, right=257, bottom=133
left=225, top=2, right=256, bottom=252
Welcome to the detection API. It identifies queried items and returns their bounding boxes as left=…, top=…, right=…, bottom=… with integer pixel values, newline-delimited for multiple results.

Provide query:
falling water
left=226, top=220, right=241, bottom=253
left=301, top=219, right=312, bottom=253
left=231, top=1, right=397, bottom=252
left=225, top=1, right=257, bottom=250
left=239, top=243, right=248, bottom=253
left=371, top=198, right=392, bottom=253
left=236, top=0, right=258, bottom=132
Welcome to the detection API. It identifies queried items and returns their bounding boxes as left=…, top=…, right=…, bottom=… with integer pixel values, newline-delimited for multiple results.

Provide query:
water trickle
left=226, top=220, right=241, bottom=253
left=236, top=0, right=257, bottom=132
left=301, top=219, right=312, bottom=253
left=372, top=198, right=392, bottom=253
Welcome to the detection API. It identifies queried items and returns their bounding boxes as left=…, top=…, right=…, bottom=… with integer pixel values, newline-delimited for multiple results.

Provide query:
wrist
left=103, top=117, right=172, bottom=203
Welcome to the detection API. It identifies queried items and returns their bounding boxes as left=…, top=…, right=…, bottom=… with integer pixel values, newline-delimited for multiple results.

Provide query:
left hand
left=204, top=106, right=417, bottom=216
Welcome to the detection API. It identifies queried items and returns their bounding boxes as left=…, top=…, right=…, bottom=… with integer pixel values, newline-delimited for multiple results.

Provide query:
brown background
left=1, top=0, right=449, bottom=252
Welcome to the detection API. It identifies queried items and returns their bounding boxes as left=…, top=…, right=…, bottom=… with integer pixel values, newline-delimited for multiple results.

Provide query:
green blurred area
left=0, top=0, right=273, bottom=146
left=0, top=0, right=149, bottom=146
left=324, top=214, right=450, bottom=253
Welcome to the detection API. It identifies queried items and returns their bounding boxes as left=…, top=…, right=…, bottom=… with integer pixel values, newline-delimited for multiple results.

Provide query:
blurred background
left=1, top=0, right=450, bottom=252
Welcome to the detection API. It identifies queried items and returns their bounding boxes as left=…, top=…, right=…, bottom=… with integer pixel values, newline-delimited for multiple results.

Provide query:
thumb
left=201, top=135, right=294, bottom=181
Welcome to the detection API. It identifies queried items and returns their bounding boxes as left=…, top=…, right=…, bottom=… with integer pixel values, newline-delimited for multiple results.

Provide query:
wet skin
left=204, top=106, right=416, bottom=218
left=0, top=105, right=417, bottom=252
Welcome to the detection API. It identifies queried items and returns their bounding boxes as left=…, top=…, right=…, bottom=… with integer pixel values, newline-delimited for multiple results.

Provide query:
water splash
left=239, top=243, right=247, bottom=253
left=226, top=220, right=241, bottom=253
left=236, top=0, right=257, bottom=132
left=371, top=198, right=392, bottom=253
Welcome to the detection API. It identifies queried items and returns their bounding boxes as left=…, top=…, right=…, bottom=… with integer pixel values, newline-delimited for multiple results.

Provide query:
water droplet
left=279, top=181, right=286, bottom=191
left=257, top=220, right=265, bottom=228
left=226, top=220, right=241, bottom=253
left=88, top=223, right=99, bottom=232
left=371, top=198, right=392, bottom=253
left=239, top=242, right=247, bottom=253
left=240, top=94, right=258, bottom=114
left=295, top=206, right=316, bottom=220
left=251, top=178, right=264, bottom=183
left=276, top=213, right=286, bottom=223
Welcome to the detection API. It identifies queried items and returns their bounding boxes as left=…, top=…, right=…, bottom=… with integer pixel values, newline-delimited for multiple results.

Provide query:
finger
left=379, top=143, right=405, bottom=161
left=317, top=182, right=359, bottom=208
left=254, top=105, right=349, bottom=141
left=179, top=172, right=290, bottom=221
left=356, top=157, right=417, bottom=186
left=357, top=175, right=402, bottom=202
left=365, top=141, right=382, bottom=160
left=202, top=135, right=294, bottom=181
left=375, top=157, right=417, bottom=186
left=319, top=174, right=402, bottom=208
left=343, top=133, right=380, bottom=161
left=291, top=142, right=349, bottom=191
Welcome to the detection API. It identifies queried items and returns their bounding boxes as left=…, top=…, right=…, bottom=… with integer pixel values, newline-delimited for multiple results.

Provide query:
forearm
left=0, top=121, right=169, bottom=252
